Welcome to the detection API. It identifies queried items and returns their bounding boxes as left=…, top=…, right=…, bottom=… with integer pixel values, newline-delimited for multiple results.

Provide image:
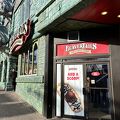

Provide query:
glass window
left=33, top=44, right=38, bottom=74
left=25, top=51, right=29, bottom=74
left=20, top=42, right=38, bottom=75
left=14, top=0, right=30, bottom=33
left=25, top=0, right=30, bottom=20
left=21, top=53, right=25, bottom=75
left=21, top=4, right=24, bottom=24
left=28, top=47, right=32, bottom=75
left=67, top=31, right=79, bottom=42
left=86, top=63, right=111, bottom=119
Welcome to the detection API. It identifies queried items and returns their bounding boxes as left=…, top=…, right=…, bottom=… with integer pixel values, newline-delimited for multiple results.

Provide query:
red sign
left=10, top=19, right=31, bottom=53
left=91, top=72, right=100, bottom=76
left=56, top=42, right=109, bottom=57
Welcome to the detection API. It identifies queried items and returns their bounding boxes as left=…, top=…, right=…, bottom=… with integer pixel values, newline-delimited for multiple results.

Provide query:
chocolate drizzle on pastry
left=64, top=83, right=82, bottom=112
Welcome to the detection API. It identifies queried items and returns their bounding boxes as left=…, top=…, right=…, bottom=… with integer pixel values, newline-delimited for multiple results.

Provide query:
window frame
left=20, top=42, right=38, bottom=76
left=33, top=43, right=38, bottom=74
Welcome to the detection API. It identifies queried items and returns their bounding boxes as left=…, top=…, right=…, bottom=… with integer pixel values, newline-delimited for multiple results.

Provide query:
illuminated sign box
left=56, top=42, right=109, bottom=57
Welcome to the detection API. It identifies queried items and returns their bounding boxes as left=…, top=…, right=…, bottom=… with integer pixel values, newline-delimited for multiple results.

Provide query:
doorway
left=85, top=63, right=112, bottom=120
left=56, top=62, right=112, bottom=120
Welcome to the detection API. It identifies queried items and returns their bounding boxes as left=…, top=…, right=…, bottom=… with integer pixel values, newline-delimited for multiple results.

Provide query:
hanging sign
left=56, top=42, right=109, bottom=57
left=10, top=19, right=31, bottom=53
left=91, top=71, right=100, bottom=76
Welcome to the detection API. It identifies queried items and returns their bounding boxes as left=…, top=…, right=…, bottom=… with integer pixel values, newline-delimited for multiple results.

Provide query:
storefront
left=56, top=42, right=112, bottom=119
left=50, top=26, right=118, bottom=120
left=54, top=41, right=113, bottom=120
left=9, top=0, right=119, bottom=119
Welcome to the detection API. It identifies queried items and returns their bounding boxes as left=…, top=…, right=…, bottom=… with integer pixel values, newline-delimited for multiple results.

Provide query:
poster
left=56, top=64, right=61, bottom=116
left=64, top=64, right=84, bottom=116
left=56, top=64, right=84, bottom=117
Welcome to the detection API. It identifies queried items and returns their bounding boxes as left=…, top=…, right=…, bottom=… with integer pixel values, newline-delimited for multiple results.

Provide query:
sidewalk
left=0, top=90, right=75, bottom=120
left=0, top=90, right=47, bottom=120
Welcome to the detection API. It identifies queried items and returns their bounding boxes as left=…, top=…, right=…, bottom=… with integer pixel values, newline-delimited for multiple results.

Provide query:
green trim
left=16, top=75, right=44, bottom=83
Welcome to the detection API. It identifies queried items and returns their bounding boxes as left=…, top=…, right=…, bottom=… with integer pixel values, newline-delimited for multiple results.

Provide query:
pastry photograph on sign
left=56, top=64, right=84, bottom=117
left=57, top=83, right=83, bottom=113
left=64, top=65, right=84, bottom=116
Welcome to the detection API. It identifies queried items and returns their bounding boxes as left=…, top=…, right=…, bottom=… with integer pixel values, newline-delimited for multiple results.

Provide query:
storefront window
left=14, top=0, right=30, bottom=33
left=33, top=44, right=38, bottom=74
left=21, top=53, right=25, bottom=75
left=20, top=42, right=38, bottom=75
left=0, top=62, right=3, bottom=81
left=28, top=47, right=32, bottom=75
left=25, top=51, right=29, bottom=74
left=67, top=31, right=79, bottom=42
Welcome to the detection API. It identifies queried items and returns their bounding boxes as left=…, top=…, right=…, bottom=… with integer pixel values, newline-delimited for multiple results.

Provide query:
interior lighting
left=117, top=15, right=120, bottom=18
left=101, top=11, right=108, bottom=15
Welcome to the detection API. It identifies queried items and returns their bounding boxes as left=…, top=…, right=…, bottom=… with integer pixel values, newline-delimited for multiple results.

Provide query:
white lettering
left=65, top=43, right=97, bottom=52
left=92, top=43, right=97, bottom=49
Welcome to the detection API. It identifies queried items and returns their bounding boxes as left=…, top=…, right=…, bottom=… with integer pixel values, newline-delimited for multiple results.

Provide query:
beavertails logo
left=65, top=43, right=97, bottom=55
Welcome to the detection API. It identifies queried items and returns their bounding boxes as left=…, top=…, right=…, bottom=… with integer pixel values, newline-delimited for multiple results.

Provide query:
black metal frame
left=54, top=58, right=114, bottom=120
left=44, top=34, right=54, bottom=118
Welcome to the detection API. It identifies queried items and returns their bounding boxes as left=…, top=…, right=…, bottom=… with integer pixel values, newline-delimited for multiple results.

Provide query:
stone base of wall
left=0, top=82, right=14, bottom=91
left=0, top=82, right=5, bottom=90
left=16, top=76, right=44, bottom=114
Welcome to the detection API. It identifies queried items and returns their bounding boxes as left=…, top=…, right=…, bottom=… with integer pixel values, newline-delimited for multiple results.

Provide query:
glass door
left=56, top=62, right=112, bottom=120
left=62, top=64, right=85, bottom=118
left=85, top=63, right=112, bottom=120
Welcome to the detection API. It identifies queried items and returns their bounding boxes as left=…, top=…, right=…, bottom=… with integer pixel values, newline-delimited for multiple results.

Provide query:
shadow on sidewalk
left=0, top=91, right=39, bottom=118
left=0, top=93, right=17, bottom=103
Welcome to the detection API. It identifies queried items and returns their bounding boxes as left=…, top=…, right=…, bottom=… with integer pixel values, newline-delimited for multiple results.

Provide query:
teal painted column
left=0, top=52, right=7, bottom=89
left=0, top=59, right=7, bottom=89
left=5, top=56, right=18, bottom=91
left=5, top=57, right=11, bottom=90
left=1, top=61, right=4, bottom=82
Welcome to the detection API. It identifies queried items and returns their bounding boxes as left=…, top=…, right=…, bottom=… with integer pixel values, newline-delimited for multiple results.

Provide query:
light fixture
left=117, top=15, right=120, bottom=18
left=101, top=11, right=108, bottom=15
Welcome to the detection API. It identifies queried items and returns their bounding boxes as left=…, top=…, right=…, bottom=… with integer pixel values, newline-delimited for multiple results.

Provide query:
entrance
left=85, top=63, right=111, bottom=120
left=56, top=62, right=112, bottom=120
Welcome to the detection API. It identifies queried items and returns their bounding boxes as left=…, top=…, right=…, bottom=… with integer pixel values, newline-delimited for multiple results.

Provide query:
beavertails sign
left=56, top=42, right=109, bottom=57
left=10, top=19, right=31, bottom=53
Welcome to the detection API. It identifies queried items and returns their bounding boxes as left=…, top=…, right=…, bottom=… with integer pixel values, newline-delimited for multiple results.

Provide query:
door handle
left=83, top=88, right=86, bottom=95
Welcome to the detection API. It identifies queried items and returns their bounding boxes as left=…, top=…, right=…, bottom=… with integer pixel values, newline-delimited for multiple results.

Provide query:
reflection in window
left=21, top=53, right=25, bottom=75
left=33, top=44, right=37, bottom=74
left=20, top=42, right=38, bottom=75
left=86, top=64, right=108, bottom=88
left=28, top=47, right=32, bottom=75
left=25, top=51, right=28, bottom=74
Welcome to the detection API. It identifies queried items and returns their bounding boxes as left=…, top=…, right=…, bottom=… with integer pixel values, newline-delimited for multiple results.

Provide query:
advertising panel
left=56, top=64, right=61, bottom=116
left=64, top=64, right=84, bottom=116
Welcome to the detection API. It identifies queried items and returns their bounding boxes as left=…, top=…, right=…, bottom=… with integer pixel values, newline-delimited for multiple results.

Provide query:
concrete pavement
left=0, top=90, right=47, bottom=120
left=0, top=90, right=76, bottom=120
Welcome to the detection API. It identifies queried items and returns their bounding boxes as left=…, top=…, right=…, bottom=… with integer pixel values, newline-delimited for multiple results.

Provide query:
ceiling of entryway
left=41, top=0, right=119, bottom=34
left=70, top=0, right=120, bottom=24
left=49, top=20, right=109, bottom=33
